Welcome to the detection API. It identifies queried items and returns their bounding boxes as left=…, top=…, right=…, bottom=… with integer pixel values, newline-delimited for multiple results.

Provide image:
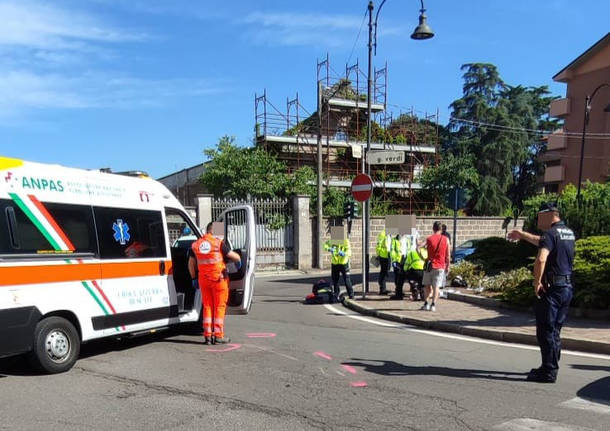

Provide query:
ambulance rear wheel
left=28, top=317, right=80, bottom=374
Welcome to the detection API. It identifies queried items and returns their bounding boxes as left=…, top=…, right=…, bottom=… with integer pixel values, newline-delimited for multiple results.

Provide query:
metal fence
left=212, top=197, right=294, bottom=269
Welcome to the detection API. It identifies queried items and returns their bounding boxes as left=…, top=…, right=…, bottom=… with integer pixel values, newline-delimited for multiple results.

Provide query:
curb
left=446, top=291, right=610, bottom=321
left=256, top=269, right=328, bottom=278
left=343, top=299, right=610, bottom=356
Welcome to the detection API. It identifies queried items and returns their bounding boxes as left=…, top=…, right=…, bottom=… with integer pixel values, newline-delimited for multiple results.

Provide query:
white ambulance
left=0, top=156, right=255, bottom=373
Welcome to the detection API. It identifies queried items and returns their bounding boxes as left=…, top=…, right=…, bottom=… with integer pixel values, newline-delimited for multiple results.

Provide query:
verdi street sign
left=367, top=150, right=405, bottom=165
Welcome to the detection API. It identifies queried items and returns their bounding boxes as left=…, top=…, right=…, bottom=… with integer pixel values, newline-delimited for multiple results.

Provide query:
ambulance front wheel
left=28, top=316, right=80, bottom=374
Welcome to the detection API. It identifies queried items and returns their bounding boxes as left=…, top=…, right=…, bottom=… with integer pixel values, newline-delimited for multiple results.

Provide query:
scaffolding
left=255, top=54, right=439, bottom=215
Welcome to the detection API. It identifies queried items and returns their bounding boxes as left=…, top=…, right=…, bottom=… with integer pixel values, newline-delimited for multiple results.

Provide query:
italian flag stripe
left=8, top=192, right=119, bottom=325
left=81, top=281, right=109, bottom=315
left=91, top=280, right=117, bottom=314
left=29, top=194, right=76, bottom=251
left=8, top=192, right=62, bottom=250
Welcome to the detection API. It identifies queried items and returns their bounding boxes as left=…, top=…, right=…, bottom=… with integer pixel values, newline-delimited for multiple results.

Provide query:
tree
left=418, top=152, right=479, bottom=196
left=448, top=63, right=559, bottom=215
left=200, top=136, right=314, bottom=199
left=504, top=85, right=559, bottom=217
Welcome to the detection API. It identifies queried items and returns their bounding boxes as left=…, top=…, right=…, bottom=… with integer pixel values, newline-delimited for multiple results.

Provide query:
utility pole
left=317, top=80, right=324, bottom=268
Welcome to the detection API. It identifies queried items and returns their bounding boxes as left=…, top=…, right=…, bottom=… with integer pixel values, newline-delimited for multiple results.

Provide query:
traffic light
left=344, top=200, right=358, bottom=220
left=343, top=200, right=352, bottom=220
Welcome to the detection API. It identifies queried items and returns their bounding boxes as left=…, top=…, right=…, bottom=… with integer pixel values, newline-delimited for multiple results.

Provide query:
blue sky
left=1, top=0, right=608, bottom=178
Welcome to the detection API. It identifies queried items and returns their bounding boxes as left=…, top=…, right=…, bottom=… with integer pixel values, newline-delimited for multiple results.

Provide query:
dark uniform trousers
left=331, top=264, right=354, bottom=298
left=394, top=266, right=405, bottom=297
left=535, top=285, right=573, bottom=378
left=378, top=257, right=390, bottom=294
left=406, top=269, right=424, bottom=300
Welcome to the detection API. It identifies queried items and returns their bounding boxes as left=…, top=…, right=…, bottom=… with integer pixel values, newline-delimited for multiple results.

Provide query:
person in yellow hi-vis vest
left=324, top=238, right=354, bottom=300
left=390, top=234, right=411, bottom=300
left=404, top=246, right=427, bottom=301
left=375, top=230, right=392, bottom=295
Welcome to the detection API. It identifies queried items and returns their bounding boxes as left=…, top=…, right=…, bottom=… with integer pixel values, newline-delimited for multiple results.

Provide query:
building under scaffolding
left=255, top=54, right=439, bottom=214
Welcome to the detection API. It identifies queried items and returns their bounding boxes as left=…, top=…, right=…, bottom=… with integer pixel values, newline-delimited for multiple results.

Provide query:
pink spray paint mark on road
left=341, top=364, right=357, bottom=375
left=350, top=381, right=368, bottom=388
left=246, top=333, right=277, bottom=338
left=313, top=351, right=333, bottom=360
left=206, top=343, right=242, bottom=352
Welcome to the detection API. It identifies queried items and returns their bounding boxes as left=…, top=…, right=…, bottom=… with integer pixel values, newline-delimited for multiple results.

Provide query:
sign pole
left=351, top=172, right=373, bottom=299
left=452, top=188, right=458, bottom=258
left=361, top=148, right=367, bottom=298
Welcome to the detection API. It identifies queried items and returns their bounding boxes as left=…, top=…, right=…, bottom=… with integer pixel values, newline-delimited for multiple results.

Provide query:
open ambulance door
left=217, top=205, right=256, bottom=314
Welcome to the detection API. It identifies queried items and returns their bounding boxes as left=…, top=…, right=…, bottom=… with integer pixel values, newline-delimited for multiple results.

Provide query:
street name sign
left=367, top=150, right=405, bottom=165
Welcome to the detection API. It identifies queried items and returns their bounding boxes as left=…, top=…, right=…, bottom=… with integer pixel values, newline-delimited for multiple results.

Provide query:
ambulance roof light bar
left=99, top=168, right=150, bottom=178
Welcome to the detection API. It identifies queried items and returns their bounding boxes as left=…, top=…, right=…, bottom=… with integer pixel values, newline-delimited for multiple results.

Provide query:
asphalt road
left=1, top=274, right=609, bottom=431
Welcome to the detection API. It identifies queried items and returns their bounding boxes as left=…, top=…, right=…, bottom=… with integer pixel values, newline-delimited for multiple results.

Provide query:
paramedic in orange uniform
left=188, top=222, right=241, bottom=345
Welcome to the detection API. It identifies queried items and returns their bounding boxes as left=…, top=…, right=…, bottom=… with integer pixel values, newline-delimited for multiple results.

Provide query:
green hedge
left=461, top=236, right=609, bottom=310
left=522, top=182, right=610, bottom=238
left=465, top=237, right=536, bottom=275
left=572, top=236, right=610, bottom=309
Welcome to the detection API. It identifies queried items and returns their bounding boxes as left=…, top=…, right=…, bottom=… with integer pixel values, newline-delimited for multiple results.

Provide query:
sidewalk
left=343, top=292, right=610, bottom=355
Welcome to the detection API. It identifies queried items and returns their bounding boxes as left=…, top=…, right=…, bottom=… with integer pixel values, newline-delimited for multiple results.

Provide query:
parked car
left=452, top=239, right=483, bottom=263
left=172, top=234, right=197, bottom=249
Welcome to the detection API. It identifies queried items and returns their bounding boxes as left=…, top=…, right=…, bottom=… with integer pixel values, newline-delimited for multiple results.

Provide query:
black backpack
left=305, top=279, right=336, bottom=304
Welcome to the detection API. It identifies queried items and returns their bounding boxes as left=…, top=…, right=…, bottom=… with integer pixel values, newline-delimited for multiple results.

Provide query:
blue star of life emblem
left=112, top=219, right=130, bottom=245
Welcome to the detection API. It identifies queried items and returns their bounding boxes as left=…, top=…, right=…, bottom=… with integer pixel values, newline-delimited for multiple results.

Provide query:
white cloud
left=241, top=11, right=402, bottom=48
left=0, top=1, right=221, bottom=122
left=90, top=0, right=224, bottom=21
left=0, top=70, right=226, bottom=119
left=243, top=11, right=363, bottom=30
left=0, top=1, right=146, bottom=51
left=242, top=11, right=361, bottom=47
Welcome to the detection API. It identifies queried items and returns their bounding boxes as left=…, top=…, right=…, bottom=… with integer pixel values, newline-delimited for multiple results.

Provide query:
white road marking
left=493, top=418, right=595, bottom=430
left=324, top=304, right=610, bottom=361
left=558, top=397, right=610, bottom=415
left=324, top=303, right=406, bottom=328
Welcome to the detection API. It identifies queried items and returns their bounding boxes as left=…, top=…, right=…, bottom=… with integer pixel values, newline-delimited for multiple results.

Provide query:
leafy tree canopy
left=419, top=152, right=479, bottom=195
left=200, top=136, right=314, bottom=199
left=443, top=63, right=559, bottom=215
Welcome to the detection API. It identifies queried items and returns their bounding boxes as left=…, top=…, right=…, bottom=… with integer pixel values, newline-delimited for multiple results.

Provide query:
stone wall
left=314, top=216, right=524, bottom=269
left=194, top=195, right=524, bottom=271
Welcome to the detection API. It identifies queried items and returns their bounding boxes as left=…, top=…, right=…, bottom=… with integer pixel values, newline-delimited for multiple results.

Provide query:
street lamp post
left=362, top=0, right=433, bottom=297
left=577, top=83, right=610, bottom=201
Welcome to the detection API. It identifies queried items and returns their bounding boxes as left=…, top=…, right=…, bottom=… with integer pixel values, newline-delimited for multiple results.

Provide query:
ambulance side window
left=0, top=199, right=96, bottom=256
left=94, top=207, right=166, bottom=259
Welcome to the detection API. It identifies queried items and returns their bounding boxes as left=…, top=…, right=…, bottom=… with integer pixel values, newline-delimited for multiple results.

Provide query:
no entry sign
left=351, top=174, right=373, bottom=202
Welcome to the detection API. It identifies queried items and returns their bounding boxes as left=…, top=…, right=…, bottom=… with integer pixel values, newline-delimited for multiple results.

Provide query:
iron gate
left=211, top=197, right=294, bottom=270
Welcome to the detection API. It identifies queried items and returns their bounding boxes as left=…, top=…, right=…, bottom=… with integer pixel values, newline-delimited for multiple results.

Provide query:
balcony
left=547, top=132, right=567, bottom=151
left=550, top=98, right=570, bottom=118
left=543, top=165, right=565, bottom=183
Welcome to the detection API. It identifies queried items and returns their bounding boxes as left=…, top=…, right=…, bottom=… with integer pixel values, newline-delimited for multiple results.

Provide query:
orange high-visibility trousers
left=200, top=277, right=229, bottom=338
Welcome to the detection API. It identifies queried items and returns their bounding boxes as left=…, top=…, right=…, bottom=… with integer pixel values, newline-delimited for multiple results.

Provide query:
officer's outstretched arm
left=508, top=229, right=540, bottom=246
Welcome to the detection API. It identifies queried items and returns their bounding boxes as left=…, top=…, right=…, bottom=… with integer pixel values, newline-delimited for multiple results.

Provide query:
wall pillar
left=292, top=195, right=312, bottom=270
left=196, top=194, right=213, bottom=230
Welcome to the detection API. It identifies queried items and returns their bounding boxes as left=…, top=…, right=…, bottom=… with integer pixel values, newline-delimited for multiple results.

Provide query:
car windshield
left=173, top=237, right=196, bottom=249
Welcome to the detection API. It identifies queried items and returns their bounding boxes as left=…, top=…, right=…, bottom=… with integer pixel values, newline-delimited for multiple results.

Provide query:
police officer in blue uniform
left=509, top=202, right=575, bottom=383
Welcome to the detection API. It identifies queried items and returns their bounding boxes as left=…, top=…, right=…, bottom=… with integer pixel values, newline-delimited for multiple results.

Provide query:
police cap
left=538, top=202, right=559, bottom=213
